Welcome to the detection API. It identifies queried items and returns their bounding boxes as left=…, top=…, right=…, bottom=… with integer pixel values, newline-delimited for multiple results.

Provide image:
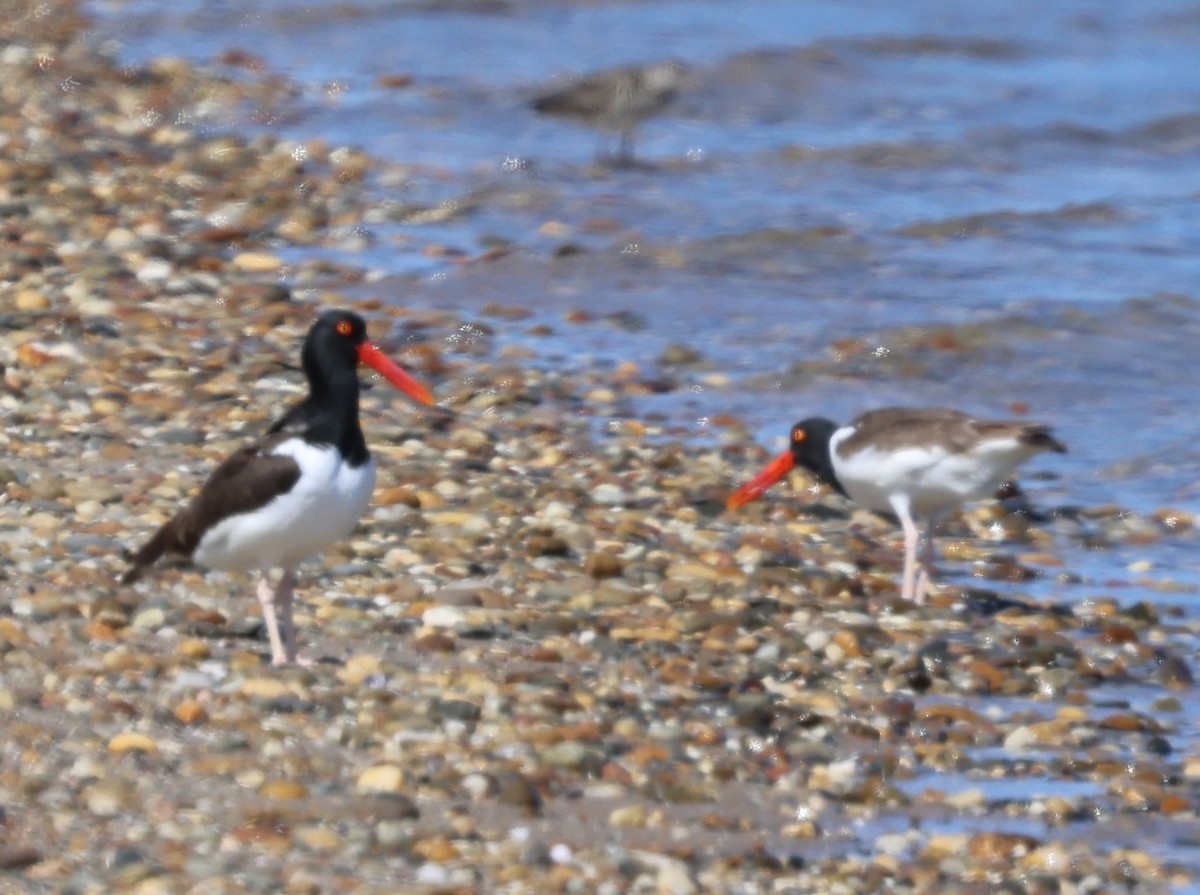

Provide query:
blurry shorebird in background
left=531, top=59, right=690, bottom=166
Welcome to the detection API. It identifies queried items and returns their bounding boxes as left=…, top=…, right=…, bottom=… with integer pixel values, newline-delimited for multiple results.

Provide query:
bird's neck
left=303, top=365, right=369, bottom=465
left=800, top=440, right=846, bottom=497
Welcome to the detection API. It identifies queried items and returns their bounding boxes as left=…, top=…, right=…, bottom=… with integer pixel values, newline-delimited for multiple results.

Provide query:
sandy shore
left=2, top=3, right=1199, bottom=892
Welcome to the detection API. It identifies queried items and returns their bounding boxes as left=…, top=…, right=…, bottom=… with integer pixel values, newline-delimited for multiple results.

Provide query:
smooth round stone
left=415, top=863, right=449, bottom=885
left=355, top=764, right=406, bottom=795
left=493, top=771, right=542, bottom=812
left=336, top=654, right=382, bottom=685
left=875, top=832, right=915, bottom=857
left=103, top=227, right=139, bottom=249
left=461, top=772, right=491, bottom=800
left=108, top=732, right=159, bottom=755
left=582, top=783, right=628, bottom=800
left=374, top=819, right=414, bottom=851
left=646, top=722, right=686, bottom=742
left=1002, top=726, right=1040, bottom=752
left=651, top=857, right=698, bottom=895
left=608, top=804, right=647, bottom=828
left=591, top=483, right=629, bottom=505
left=1158, top=654, right=1194, bottom=690
left=585, top=552, right=623, bottom=579
left=295, top=825, right=340, bottom=852
left=361, top=793, right=420, bottom=822
left=239, top=678, right=293, bottom=700
left=429, top=698, right=482, bottom=722
left=231, top=251, right=282, bottom=272
left=522, top=841, right=553, bottom=867
left=158, top=428, right=204, bottom=446
left=135, top=259, right=173, bottom=283
left=421, top=606, right=466, bottom=629
left=540, top=501, right=573, bottom=520
left=62, top=534, right=114, bottom=552
left=540, top=742, right=604, bottom=773
left=86, top=779, right=135, bottom=816
left=528, top=534, right=570, bottom=557
left=173, top=699, right=207, bottom=725
left=131, top=607, right=167, bottom=630
left=259, top=780, right=308, bottom=801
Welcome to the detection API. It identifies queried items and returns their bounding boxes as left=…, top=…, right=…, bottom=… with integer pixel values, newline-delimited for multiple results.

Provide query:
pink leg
left=890, top=495, right=923, bottom=604
left=913, top=518, right=938, bottom=604
left=256, top=573, right=289, bottom=665
left=275, top=569, right=307, bottom=666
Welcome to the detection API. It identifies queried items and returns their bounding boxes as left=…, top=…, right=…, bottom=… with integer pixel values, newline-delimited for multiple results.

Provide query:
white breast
left=832, top=430, right=1037, bottom=518
left=194, top=439, right=377, bottom=573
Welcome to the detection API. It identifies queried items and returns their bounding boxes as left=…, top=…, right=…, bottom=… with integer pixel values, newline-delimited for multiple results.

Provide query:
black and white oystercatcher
left=531, top=59, right=689, bottom=165
left=121, top=309, right=436, bottom=665
left=727, top=408, right=1066, bottom=604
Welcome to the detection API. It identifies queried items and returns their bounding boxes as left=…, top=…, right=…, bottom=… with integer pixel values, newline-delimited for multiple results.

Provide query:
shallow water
left=86, top=0, right=1200, bottom=877
left=896, top=773, right=1105, bottom=804
left=87, top=0, right=1200, bottom=507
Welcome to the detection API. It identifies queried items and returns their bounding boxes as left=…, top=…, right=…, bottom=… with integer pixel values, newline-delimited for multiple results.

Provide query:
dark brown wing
left=532, top=76, right=618, bottom=117
left=972, top=420, right=1067, bottom=454
left=845, top=408, right=1065, bottom=456
left=842, top=408, right=975, bottom=455
left=121, top=438, right=302, bottom=583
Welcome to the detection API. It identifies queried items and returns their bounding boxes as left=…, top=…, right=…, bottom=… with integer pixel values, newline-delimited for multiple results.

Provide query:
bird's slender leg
left=617, top=130, right=634, bottom=166
left=913, top=515, right=941, bottom=604
left=890, top=495, right=923, bottom=604
left=914, top=570, right=930, bottom=606
left=275, top=568, right=309, bottom=667
left=256, top=572, right=288, bottom=666
left=595, top=133, right=612, bottom=165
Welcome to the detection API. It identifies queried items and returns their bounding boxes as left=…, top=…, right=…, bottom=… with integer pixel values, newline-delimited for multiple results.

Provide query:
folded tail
left=1020, top=425, right=1067, bottom=455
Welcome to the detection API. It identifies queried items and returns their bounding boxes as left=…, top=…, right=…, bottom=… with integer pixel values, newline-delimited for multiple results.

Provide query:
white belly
left=194, top=440, right=376, bottom=573
left=834, top=434, right=1037, bottom=518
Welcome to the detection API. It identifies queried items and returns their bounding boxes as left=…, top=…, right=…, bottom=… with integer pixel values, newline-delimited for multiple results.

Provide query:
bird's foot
left=269, top=651, right=315, bottom=669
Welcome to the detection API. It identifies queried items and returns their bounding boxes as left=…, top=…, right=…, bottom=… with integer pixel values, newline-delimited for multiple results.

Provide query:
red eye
left=335, top=320, right=354, bottom=336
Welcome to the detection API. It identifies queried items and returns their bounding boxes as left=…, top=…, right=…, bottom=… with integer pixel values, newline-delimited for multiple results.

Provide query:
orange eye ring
left=792, top=427, right=806, bottom=443
left=335, top=320, right=354, bottom=336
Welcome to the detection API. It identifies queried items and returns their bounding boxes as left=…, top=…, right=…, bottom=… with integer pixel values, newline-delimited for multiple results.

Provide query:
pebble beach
left=4, top=2, right=1200, bottom=893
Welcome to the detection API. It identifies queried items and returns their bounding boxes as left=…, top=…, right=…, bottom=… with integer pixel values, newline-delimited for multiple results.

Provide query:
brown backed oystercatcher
left=531, top=59, right=689, bottom=165
left=727, top=408, right=1066, bottom=604
left=121, top=309, right=436, bottom=665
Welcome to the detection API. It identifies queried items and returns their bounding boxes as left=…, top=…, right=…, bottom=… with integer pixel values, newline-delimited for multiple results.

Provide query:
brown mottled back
left=532, top=60, right=688, bottom=128
left=837, top=408, right=1067, bottom=459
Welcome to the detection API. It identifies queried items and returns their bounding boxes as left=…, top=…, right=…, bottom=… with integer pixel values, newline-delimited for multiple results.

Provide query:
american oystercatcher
left=727, top=408, right=1067, bottom=604
left=121, top=309, right=436, bottom=665
left=531, top=59, right=689, bottom=165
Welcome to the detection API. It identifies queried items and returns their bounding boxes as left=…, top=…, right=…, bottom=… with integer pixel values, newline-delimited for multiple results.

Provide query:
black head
left=726, top=415, right=844, bottom=511
left=270, top=309, right=432, bottom=462
left=303, top=309, right=369, bottom=375
left=788, top=417, right=843, bottom=491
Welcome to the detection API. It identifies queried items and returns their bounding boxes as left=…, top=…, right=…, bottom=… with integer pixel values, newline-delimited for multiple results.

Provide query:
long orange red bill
left=727, top=451, right=796, bottom=510
left=357, top=342, right=436, bottom=406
